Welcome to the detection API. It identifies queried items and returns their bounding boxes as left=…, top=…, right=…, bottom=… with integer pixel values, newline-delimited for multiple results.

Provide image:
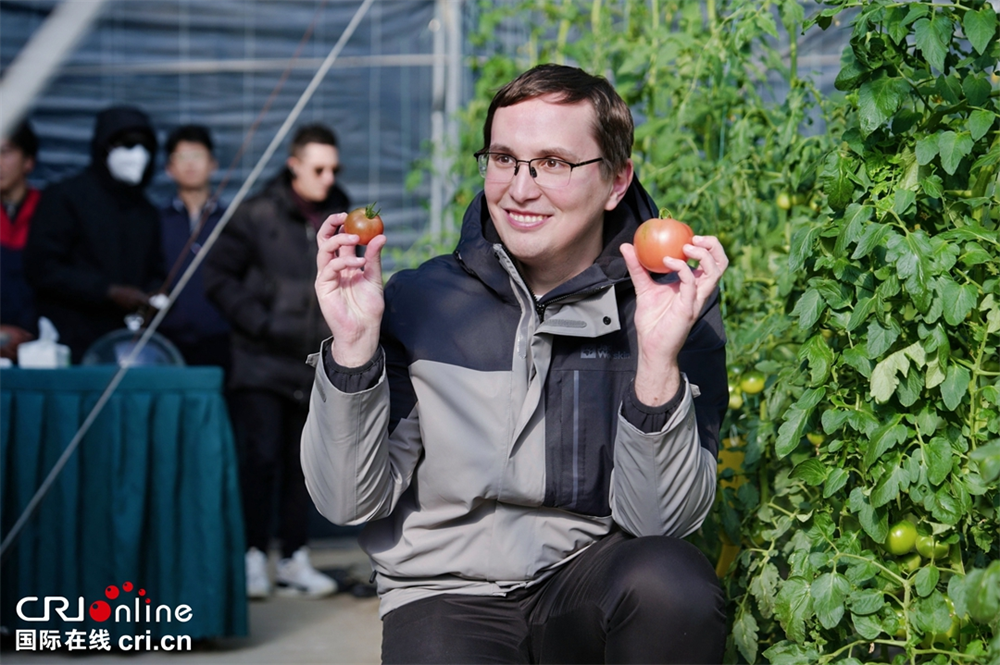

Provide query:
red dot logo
left=138, top=589, right=145, bottom=596
left=89, top=601, right=111, bottom=622
left=145, top=599, right=151, bottom=604
left=122, top=581, right=133, bottom=592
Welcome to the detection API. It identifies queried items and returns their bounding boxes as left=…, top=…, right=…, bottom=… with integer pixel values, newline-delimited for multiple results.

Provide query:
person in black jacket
left=24, top=106, right=165, bottom=363
left=204, top=123, right=348, bottom=600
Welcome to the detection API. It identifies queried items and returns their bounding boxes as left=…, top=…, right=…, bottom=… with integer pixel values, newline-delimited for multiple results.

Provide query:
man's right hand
left=107, top=284, right=150, bottom=311
left=315, top=212, right=386, bottom=367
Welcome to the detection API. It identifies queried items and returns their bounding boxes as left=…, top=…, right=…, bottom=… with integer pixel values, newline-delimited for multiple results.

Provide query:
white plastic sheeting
left=0, top=0, right=454, bottom=247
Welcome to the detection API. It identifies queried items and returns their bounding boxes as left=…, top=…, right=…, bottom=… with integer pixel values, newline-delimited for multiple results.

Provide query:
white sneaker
left=245, top=547, right=271, bottom=599
left=275, top=547, right=338, bottom=598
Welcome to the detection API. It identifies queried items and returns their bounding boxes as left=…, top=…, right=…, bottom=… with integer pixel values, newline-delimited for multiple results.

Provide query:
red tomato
left=633, top=217, right=694, bottom=273
left=343, top=202, right=384, bottom=245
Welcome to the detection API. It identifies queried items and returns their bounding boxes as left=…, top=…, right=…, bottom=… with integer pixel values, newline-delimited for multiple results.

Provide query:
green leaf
left=852, top=612, right=884, bottom=640
left=821, top=150, right=856, bottom=210
left=776, top=388, right=825, bottom=458
left=940, top=278, right=978, bottom=326
left=920, top=174, right=944, bottom=199
left=750, top=561, right=780, bottom=620
left=850, top=487, right=888, bottom=543
left=916, top=134, right=940, bottom=165
left=969, top=440, right=1000, bottom=482
left=871, top=350, right=909, bottom=403
left=892, top=188, right=916, bottom=216
left=851, top=223, right=890, bottom=260
left=835, top=203, right=872, bottom=256
left=940, top=363, right=970, bottom=410
left=937, top=130, right=975, bottom=176
left=791, top=458, right=828, bottom=486
left=963, top=5, right=998, bottom=55
left=858, top=75, right=908, bottom=137
left=925, top=437, right=954, bottom=486
left=775, top=577, right=813, bottom=644
left=963, top=75, right=993, bottom=107
left=968, top=109, right=996, bottom=142
left=915, top=564, right=940, bottom=598
left=813, top=572, right=850, bottom=629
left=733, top=608, right=759, bottom=664
left=788, top=225, right=822, bottom=273
left=866, top=319, right=901, bottom=358
left=872, top=464, right=908, bottom=507
left=849, top=589, right=886, bottom=616
left=914, top=15, right=953, bottom=72
left=965, top=561, right=1000, bottom=623
left=792, top=288, right=825, bottom=330
left=800, top=334, right=835, bottom=384
left=834, top=47, right=867, bottom=92
left=762, top=641, right=820, bottom=665
left=914, top=591, right=955, bottom=634
left=823, top=468, right=850, bottom=498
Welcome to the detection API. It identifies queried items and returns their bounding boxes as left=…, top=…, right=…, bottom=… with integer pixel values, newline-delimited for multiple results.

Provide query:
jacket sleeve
left=610, top=290, right=727, bottom=538
left=300, top=343, right=424, bottom=526
left=610, top=377, right=718, bottom=538
left=202, top=203, right=271, bottom=337
left=24, top=185, right=113, bottom=304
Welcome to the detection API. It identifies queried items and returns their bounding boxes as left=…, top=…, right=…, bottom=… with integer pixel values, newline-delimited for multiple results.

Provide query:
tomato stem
left=365, top=201, right=382, bottom=219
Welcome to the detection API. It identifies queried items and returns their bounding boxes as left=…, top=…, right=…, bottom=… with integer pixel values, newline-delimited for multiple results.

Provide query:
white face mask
left=106, top=145, right=150, bottom=185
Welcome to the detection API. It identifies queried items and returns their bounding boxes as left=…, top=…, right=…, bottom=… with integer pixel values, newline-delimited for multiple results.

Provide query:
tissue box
left=18, top=340, right=71, bottom=368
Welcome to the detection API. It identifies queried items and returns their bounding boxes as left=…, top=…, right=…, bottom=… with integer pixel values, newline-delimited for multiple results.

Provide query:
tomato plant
left=428, top=0, right=1000, bottom=662
left=343, top=202, right=383, bottom=245
left=633, top=214, right=694, bottom=273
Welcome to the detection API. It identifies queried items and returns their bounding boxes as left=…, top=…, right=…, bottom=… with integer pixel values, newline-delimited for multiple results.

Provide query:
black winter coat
left=203, top=169, right=349, bottom=403
left=24, top=106, right=163, bottom=363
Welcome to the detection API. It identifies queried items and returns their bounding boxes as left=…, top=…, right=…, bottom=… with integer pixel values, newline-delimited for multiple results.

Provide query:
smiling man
left=304, top=65, right=729, bottom=664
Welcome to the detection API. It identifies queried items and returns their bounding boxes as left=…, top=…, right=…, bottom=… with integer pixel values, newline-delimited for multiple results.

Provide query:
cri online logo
left=16, top=581, right=192, bottom=624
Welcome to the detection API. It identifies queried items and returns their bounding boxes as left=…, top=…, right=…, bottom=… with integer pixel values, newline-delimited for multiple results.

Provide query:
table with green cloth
left=0, top=366, right=247, bottom=643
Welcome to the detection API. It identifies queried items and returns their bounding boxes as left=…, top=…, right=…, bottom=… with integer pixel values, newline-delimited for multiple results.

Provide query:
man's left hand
left=620, top=235, right=729, bottom=406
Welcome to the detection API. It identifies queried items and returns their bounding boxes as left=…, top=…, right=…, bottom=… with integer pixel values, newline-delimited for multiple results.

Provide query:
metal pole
left=0, top=0, right=111, bottom=138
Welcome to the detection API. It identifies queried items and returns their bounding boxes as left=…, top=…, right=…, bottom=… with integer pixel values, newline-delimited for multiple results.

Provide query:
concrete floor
left=1, top=538, right=382, bottom=665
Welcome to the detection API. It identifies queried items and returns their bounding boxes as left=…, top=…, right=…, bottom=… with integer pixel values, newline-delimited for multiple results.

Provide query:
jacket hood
left=455, top=177, right=659, bottom=303
left=89, top=105, right=158, bottom=190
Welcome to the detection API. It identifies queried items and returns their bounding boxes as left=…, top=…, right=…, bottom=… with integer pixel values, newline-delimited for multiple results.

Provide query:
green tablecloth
left=0, top=366, right=247, bottom=641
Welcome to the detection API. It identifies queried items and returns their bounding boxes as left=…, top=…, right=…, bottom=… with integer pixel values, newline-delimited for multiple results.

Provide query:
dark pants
left=231, top=389, right=310, bottom=559
left=381, top=530, right=726, bottom=664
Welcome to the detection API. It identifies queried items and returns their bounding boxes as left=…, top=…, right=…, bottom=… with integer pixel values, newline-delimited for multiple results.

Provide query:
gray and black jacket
left=302, top=179, right=727, bottom=616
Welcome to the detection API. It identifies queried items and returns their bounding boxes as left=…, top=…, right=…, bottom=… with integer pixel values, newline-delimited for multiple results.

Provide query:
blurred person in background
left=158, top=124, right=230, bottom=371
left=204, top=123, right=349, bottom=600
left=0, top=119, right=41, bottom=361
left=24, top=105, right=165, bottom=363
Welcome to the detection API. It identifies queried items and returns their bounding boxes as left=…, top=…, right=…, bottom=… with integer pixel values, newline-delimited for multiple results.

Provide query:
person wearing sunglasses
left=305, top=65, right=729, bottom=663
left=204, top=123, right=349, bottom=600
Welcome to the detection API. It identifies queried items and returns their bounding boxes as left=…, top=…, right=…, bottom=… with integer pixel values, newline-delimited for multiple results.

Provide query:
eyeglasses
left=474, top=151, right=603, bottom=189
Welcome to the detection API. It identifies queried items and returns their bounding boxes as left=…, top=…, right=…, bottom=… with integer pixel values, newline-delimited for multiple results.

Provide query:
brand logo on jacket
left=580, top=344, right=631, bottom=360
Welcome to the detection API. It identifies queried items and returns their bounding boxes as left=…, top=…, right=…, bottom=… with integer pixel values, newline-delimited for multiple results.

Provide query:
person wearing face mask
left=203, top=123, right=349, bottom=600
left=24, top=105, right=166, bottom=363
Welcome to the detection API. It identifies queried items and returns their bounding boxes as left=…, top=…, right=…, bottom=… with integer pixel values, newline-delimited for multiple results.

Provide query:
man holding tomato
left=304, top=64, right=729, bottom=663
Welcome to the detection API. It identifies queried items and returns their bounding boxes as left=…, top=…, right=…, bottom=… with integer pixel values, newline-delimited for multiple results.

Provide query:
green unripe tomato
left=915, top=535, right=950, bottom=560
left=899, top=552, right=922, bottom=575
left=728, top=383, right=744, bottom=410
left=885, top=520, right=917, bottom=556
left=806, top=432, right=826, bottom=446
left=740, top=370, right=766, bottom=395
left=776, top=191, right=792, bottom=210
left=893, top=608, right=907, bottom=639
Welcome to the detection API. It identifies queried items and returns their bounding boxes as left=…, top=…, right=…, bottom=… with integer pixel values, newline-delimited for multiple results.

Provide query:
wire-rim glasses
left=474, top=151, right=603, bottom=189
